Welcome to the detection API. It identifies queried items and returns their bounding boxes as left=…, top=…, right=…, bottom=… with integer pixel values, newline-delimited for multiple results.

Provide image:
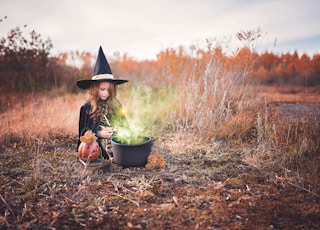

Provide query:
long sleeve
left=77, top=101, right=101, bottom=151
left=77, top=101, right=92, bottom=150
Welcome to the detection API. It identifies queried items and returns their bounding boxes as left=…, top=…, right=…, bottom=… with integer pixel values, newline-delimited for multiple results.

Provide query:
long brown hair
left=88, top=81, right=118, bottom=121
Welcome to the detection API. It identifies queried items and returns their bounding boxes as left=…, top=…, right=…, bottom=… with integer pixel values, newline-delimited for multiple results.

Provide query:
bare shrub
left=0, top=27, right=53, bottom=93
left=251, top=102, right=320, bottom=187
left=158, top=42, right=257, bottom=140
left=263, top=103, right=320, bottom=156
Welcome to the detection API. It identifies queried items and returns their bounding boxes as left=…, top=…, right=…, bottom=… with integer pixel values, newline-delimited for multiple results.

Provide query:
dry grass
left=1, top=128, right=319, bottom=229
left=255, top=101, right=320, bottom=183
left=0, top=41, right=319, bottom=227
left=157, top=58, right=258, bottom=141
left=1, top=84, right=319, bottom=182
left=1, top=33, right=320, bottom=228
left=255, top=85, right=320, bottom=103
left=0, top=85, right=320, bottom=229
left=0, top=94, right=85, bottom=145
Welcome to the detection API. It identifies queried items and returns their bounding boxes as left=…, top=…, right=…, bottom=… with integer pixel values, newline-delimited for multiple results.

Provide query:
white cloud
left=1, top=0, right=319, bottom=59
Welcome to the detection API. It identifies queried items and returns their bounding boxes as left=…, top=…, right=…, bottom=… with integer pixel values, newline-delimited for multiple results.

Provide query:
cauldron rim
left=111, top=136, right=153, bottom=167
left=111, top=136, right=152, bottom=146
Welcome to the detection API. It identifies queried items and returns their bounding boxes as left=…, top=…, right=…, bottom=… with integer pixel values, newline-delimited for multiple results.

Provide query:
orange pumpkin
left=78, top=142, right=100, bottom=162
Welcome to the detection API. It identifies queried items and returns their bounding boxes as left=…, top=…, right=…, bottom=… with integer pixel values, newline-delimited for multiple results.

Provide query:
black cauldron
left=111, top=136, right=152, bottom=167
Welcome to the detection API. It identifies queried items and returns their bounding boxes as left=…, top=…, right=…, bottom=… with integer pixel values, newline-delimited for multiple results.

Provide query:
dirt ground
left=0, top=130, right=319, bottom=230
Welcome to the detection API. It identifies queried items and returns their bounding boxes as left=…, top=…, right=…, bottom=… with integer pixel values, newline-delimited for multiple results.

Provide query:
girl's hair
left=88, top=81, right=117, bottom=121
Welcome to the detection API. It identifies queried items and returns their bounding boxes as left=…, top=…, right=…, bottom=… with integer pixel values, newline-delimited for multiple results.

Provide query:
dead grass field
left=0, top=86, right=319, bottom=229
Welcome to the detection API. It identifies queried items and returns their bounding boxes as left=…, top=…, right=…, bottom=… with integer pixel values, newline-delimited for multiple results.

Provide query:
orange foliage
left=118, top=54, right=136, bottom=76
left=1, top=25, right=319, bottom=98
left=155, top=47, right=194, bottom=83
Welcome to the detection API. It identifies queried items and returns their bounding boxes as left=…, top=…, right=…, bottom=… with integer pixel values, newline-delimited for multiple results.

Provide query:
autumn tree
left=0, top=27, right=53, bottom=93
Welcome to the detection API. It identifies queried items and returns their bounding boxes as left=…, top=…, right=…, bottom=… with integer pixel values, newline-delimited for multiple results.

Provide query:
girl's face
left=98, top=81, right=111, bottom=100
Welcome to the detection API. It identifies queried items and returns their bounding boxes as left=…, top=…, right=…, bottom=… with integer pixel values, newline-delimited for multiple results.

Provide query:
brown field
left=0, top=85, right=319, bottom=229
left=1, top=27, right=320, bottom=229
left=255, top=85, right=320, bottom=103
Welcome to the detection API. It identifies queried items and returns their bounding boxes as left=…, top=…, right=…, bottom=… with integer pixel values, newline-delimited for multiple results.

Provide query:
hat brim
left=76, top=79, right=128, bottom=89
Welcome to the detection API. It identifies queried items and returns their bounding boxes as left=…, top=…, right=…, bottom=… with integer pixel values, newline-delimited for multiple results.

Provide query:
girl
left=76, top=46, right=128, bottom=159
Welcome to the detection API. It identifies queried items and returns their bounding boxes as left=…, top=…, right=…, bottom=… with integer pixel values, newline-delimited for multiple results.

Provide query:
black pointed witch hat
left=76, top=46, right=128, bottom=89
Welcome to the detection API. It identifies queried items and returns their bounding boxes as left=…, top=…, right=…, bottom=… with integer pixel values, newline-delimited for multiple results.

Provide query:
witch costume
left=76, top=46, right=128, bottom=159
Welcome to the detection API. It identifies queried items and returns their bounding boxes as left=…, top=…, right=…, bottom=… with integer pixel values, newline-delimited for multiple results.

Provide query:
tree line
left=1, top=27, right=319, bottom=95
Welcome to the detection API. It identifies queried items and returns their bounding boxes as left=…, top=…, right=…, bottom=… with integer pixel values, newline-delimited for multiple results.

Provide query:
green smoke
left=112, top=84, right=158, bottom=145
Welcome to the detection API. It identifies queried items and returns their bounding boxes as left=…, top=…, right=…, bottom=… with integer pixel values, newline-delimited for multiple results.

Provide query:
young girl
left=76, top=46, right=128, bottom=159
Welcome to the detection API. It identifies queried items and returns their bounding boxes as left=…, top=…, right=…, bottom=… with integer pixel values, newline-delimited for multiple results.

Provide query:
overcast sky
left=1, top=0, right=319, bottom=60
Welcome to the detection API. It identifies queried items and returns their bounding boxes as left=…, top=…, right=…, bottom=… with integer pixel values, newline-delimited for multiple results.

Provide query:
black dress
left=77, top=99, right=128, bottom=159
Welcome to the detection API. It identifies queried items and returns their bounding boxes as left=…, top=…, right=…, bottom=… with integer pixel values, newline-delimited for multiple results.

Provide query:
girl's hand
left=100, top=127, right=113, bottom=138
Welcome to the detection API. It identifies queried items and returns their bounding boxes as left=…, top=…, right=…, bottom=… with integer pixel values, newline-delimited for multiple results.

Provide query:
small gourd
left=78, top=130, right=100, bottom=162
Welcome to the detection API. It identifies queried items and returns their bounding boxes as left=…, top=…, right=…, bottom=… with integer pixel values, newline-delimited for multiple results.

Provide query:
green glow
left=112, top=127, right=146, bottom=145
left=113, top=85, right=158, bottom=145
